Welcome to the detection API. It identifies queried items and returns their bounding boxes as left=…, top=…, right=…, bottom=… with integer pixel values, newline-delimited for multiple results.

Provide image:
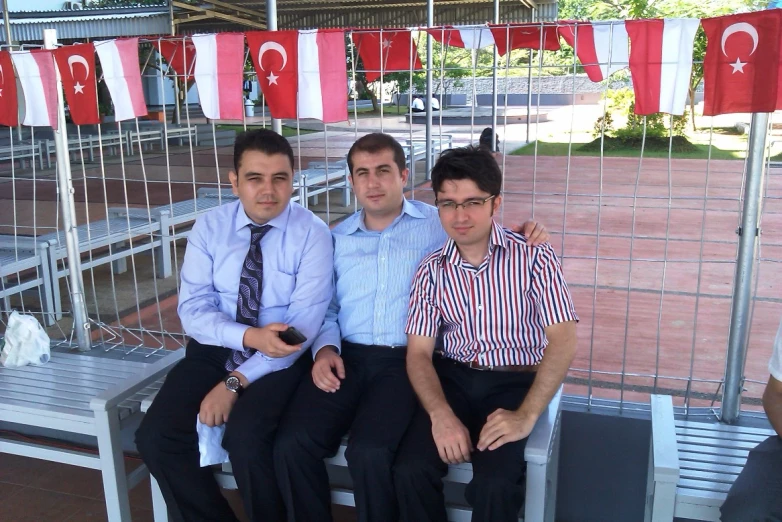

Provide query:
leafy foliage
left=593, top=87, right=688, bottom=139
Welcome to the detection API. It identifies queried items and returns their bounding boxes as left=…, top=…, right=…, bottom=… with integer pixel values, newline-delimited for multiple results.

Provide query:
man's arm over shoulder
left=178, top=216, right=249, bottom=351
left=236, top=218, right=334, bottom=383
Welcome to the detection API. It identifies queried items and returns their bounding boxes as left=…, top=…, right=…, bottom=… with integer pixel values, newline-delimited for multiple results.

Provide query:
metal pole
left=169, top=0, right=181, bottom=125
left=425, top=0, right=434, bottom=176
left=44, top=29, right=91, bottom=351
left=490, top=0, right=499, bottom=152
left=2, top=0, right=11, bottom=49
left=2, top=0, right=22, bottom=141
left=525, top=8, right=535, bottom=144
left=267, top=0, right=282, bottom=135
left=721, top=112, right=769, bottom=423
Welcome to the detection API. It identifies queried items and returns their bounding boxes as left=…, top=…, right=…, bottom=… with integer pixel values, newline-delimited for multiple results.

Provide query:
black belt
left=342, top=341, right=406, bottom=351
left=436, top=351, right=538, bottom=373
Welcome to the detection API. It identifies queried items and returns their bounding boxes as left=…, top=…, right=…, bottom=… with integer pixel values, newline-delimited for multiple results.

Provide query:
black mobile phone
left=279, top=326, right=307, bottom=345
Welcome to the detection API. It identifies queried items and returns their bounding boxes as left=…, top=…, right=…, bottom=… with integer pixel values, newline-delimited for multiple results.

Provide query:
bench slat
left=676, top=434, right=761, bottom=452
left=676, top=419, right=775, bottom=437
left=677, top=477, right=732, bottom=494
left=677, top=442, right=751, bottom=460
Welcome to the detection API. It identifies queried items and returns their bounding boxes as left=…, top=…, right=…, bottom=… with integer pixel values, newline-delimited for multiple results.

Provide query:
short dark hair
left=347, top=133, right=406, bottom=175
left=233, top=129, right=295, bottom=174
left=431, top=146, right=502, bottom=196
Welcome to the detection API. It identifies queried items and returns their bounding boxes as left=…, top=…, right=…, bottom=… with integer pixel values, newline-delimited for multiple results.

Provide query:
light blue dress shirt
left=178, top=199, right=333, bottom=383
left=313, top=199, right=446, bottom=354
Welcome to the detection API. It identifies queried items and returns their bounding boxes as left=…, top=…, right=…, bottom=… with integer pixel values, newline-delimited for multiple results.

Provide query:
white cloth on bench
left=0, top=311, right=50, bottom=368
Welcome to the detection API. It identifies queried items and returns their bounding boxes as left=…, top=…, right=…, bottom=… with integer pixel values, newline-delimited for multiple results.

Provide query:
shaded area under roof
left=175, top=0, right=558, bottom=33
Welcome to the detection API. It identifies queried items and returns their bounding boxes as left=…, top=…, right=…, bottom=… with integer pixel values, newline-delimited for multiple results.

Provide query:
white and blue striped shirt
left=313, top=199, right=446, bottom=355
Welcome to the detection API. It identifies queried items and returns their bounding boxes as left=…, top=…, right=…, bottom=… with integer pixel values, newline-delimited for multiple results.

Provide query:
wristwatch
left=224, top=374, right=243, bottom=396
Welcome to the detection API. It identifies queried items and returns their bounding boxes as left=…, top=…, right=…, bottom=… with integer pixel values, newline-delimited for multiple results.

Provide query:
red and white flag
left=11, top=50, right=58, bottom=129
left=247, top=30, right=299, bottom=120
left=95, top=38, right=147, bottom=121
left=0, top=51, right=19, bottom=127
left=192, top=33, right=245, bottom=121
left=247, top=29, right=348, bottom=123
left=489, top=24, right=561, bottom=56
left=557, top=21, right=629, bottom=82
left=53, top=43, right=100, bottom=125
left=702, top=10, right=782, bottom=116
left=427, top=25, right=495, bottom=49
left=352, top=29, right=422, bottom=82
left=155, top=38, right=197, bottom=82
left=626, top=18, right=700, bottom=115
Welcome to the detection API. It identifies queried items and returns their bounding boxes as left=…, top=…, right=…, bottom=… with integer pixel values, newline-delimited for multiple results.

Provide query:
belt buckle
left=468, top=360, right=492, bottom=371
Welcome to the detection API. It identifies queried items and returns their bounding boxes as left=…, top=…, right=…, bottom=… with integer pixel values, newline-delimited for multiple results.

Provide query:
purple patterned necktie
left=226, top=224, right=272, bottom=371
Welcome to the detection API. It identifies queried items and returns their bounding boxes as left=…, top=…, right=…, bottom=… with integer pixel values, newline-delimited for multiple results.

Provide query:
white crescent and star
left=0, top=64, right=4, bottom=97
left=67, top=54, right=90, bottom=94
left=721, top=22, right=759, bottom=75
left=258, top=41, right=288, bottom=86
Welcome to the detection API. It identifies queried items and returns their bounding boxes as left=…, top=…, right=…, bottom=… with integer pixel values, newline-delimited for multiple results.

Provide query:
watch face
left=225, top=375, right=241, bottom=393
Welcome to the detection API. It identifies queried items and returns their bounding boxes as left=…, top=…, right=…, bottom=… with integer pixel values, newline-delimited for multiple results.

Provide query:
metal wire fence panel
left=0, top=26, right=776, bottom=419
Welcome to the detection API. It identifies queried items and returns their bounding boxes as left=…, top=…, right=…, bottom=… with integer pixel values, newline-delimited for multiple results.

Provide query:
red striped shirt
left=405, top=221, right=578, bottom=366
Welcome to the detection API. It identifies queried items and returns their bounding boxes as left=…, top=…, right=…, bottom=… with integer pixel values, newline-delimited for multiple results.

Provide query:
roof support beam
left=173, top=0, right=267, bottom=29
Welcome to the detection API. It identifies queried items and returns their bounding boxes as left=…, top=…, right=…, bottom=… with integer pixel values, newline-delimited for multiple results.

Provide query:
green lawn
left=511, top=128, right=755, bottom=161
left=217, top=124, right=317, bottom=137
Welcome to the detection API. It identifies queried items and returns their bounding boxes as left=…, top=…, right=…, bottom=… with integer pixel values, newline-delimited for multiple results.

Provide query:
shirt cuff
left=222, top=322, right=251, bottom=352
left=312, top=339, right=341, bottom=359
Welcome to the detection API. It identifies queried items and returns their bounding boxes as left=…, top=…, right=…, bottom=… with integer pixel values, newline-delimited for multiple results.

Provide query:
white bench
left=127, top=129, right=163, bottom=156
left=646, top=394, right=777, bottom=522
left=0, top=345, right=185, bottom=522
left=141, top=386, right=562, bottom=522
left=0, top=237, right=57, bottom=326
left=404, top=134, right=454, bottom=180
left=44, top=131, right=129, bottom=167
left=0, top=141, right=44, bottom=170
left=37, top=216, right=165, bottom=320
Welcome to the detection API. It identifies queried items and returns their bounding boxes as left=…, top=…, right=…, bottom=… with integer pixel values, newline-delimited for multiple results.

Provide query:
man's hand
left=243, top=323, right=303, bottom=358
left=511, top=221, right=549, bottom=246
left=477, top=408, right=538, bottom=451
left=199, top=381, right=239, bottom=427
left=431, top=409, right=473, bottom=464
left=312, top=346, right=345, bottom=393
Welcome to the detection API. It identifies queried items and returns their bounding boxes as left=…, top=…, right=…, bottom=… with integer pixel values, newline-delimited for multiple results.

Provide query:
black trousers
left=135, top=338, right=311, bottom=522
left=721, top=435, right=782, bottom=522
left=394, top=356, right=536, bottom=522
left=274, top=343, right=418, bottom=522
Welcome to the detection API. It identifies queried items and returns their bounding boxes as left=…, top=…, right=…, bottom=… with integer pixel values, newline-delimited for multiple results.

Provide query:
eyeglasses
left=435, top=195, right=496, bottom=213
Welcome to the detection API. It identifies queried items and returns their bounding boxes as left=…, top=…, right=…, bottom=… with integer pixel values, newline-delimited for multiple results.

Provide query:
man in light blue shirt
left=274, top=133, right=547, bottom=522
left=136, top=129, right=333, bottom=522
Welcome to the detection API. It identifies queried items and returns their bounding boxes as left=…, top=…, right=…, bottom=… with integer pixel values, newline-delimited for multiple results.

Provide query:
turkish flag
left=155, top=38, right=196, bottom=82
left=246, top=30, right=299, bottom=120
left=702, top=10, right=782, bottom=115
left=352, top=29, right=422, bottom=82
left=0, top=51, right=18, bottom=126
left=53, top=43, right=99, bottom=125
left=489, top=24, right=561, bottom=56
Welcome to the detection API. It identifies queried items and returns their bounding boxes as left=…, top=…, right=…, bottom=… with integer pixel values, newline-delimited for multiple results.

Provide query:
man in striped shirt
left=395, top=146, right=578, bottom=522
left=273, top=133, right=550, bottom=522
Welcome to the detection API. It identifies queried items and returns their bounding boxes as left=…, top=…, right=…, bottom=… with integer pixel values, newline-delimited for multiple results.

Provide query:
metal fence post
left=425, top=0, right=434, bottom=176
left=44, top=28, right=91, bottom=351
left=267, top=0, right=282, bottom=135
left=721, top=112, right=768, bottom=423
left=490, top=0, right=499, bottom=152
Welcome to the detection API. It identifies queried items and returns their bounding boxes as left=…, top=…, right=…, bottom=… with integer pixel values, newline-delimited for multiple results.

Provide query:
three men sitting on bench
left=137, top=130, right=571, bottom=522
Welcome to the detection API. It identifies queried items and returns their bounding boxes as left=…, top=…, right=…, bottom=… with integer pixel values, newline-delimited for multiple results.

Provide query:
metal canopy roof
left=175, top=0, right=558, bottom=33
left=0, top=7, right=171, bottom=43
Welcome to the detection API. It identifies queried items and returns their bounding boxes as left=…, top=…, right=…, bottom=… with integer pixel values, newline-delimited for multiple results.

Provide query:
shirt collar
left=234, top=200, right=292, bottom=232
left=440, top=220, right=508, bottom=265
left=346, top=198, right=425, bottom=235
